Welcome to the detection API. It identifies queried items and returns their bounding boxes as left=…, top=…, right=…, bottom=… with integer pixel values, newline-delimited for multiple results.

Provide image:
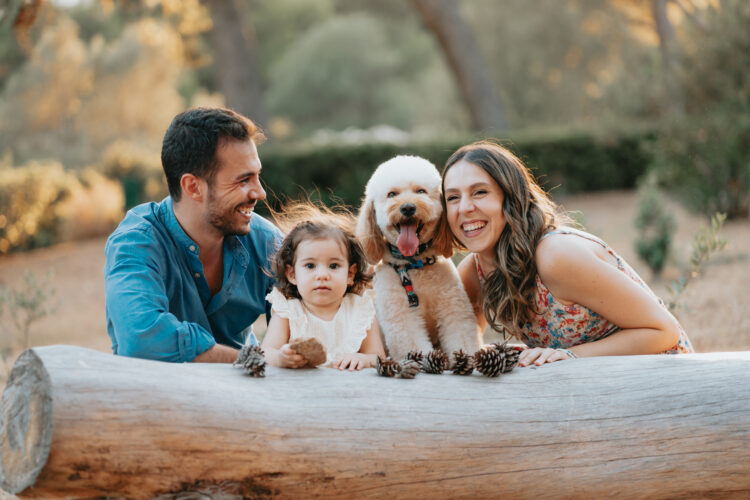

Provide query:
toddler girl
left=261, top=205, right=385, bottom=370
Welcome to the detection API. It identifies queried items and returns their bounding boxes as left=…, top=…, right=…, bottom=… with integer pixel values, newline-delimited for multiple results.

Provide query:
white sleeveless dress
left=266, top=287, right=377, bottom=366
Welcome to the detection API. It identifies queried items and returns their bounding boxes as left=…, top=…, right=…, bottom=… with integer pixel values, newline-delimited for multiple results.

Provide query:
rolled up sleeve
left=105, top=229, right=215, bottom=363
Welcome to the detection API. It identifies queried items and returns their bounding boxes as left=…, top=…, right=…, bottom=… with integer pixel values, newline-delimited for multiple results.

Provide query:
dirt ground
left=1, top=190, right=748, bottom=382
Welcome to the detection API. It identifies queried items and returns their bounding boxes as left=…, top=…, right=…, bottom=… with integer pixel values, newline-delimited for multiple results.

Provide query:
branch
left=672, top=0, right=710, bottom=32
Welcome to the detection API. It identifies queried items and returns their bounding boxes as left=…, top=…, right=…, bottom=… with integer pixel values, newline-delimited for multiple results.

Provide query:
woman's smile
left=443, top=160, right=506, bottom=259
left=460, top=219, right=488, bottom=235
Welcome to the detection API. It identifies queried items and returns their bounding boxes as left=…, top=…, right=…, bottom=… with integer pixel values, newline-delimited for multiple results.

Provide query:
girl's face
left=286, top=237, right=356, bottom=315
left=443, top=160, right=506, bottom=259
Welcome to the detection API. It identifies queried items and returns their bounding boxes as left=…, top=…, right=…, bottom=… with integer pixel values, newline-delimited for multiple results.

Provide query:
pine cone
left=421, top=349, right=449, bottom=374
left=234, top=344, right=253, bottom=367
left=405, top=350, right=424, bottom=365
left=237, top=345, right=266, bottom=377
left=492, top=341, right=520, bottom=373
left=376, top=357, right=401, bottom=377
left=451, top=349, right=474, bottom=375
left=398, top=359, right=421, bottom=379
left=474, top=346, right=503, bottom=377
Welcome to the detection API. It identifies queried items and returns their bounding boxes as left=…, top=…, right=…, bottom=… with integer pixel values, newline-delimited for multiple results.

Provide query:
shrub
left=633, top=174, right=675, bottom=277
left=56, top=169, right=124, bottom=242
left=667, top=213, right=727, bottom=313
left=0, top=161, right=124, bottom=254
left=258, top=129, right=653, bottom=213
left=0, top=162, right=76, bottom=254
left=652, top=112, right=750, bottom=219
left=0, top=269, right=58, bottom=381
left=97, top=139, right=166, bottom=210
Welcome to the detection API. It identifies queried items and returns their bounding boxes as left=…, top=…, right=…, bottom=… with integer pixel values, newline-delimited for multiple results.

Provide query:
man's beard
left=206, top=190, right=255, bottom=236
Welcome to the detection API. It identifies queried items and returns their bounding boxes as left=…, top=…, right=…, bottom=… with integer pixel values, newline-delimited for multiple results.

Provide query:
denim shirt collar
left=160, top=197, right=200, bottom=259
left=158, top=197, right=251, bottom=304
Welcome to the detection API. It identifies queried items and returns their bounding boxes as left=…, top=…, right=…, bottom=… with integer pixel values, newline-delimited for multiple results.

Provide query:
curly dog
left=356, top=155, right=481, bottom=361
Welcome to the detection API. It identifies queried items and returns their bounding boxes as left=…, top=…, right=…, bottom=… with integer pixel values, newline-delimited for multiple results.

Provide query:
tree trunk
left=205, top=0, right=268, bottom=128
left=651, top=0, right=684, bottom=114
left=2, top=345, right=750, bottom=498
left=410, top=0, right=507, bottom=132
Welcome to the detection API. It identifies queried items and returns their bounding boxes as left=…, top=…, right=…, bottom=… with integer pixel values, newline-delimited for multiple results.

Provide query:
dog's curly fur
left=356, top=155, right=481, bottom=361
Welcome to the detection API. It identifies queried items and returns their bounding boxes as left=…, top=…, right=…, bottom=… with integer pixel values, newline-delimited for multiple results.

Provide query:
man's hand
left=193, top=344, right=239, bottom=363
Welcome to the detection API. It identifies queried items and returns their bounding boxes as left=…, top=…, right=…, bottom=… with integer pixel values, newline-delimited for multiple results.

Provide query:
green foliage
left=679, top=0, right=750, bottom=115
left=0, top=162, right=75, bottom=254
left=650, top=0, right=750, bottom=220
left=265, top=10, right=464, bottom=135
left=464, top=0, right=658, bottom=128
left=667, top=213, right=728, bottom=313
left=97, top=140, right=166, bottom=210
left=267, top=14, right=403, bottom=131
left=652, top=112, right=750, bottom=219
left=0, top=160, right=123, bottom=254
left=634, top=175, right=675, bottom=276
left=0, top=269, right=58, bottom=379
left=258, top=130, right=652, bottom=213
left=0, top=13, right=185, bottom=169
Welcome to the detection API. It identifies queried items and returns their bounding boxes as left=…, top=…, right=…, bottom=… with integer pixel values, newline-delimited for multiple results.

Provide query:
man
left=104, top=107, right=282, bottom=363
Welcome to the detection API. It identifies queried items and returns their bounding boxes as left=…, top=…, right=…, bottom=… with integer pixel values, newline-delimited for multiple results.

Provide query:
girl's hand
left=278, top=344, right=307, bottom=369
left=518, top=347, right=575, bottom=367
left=333, top=353, right=376, bottom=371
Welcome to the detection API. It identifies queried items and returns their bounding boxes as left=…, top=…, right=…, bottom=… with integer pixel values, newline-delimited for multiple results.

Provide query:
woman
left=441, top=141, right=693, bottom=367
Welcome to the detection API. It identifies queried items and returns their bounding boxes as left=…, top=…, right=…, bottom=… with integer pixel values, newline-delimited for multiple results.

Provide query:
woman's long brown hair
left=441, top=141, right=567, bottom=336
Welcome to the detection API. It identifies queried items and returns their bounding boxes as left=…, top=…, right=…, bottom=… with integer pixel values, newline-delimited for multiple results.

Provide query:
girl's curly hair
left=270, top=202, right=372, bottom=300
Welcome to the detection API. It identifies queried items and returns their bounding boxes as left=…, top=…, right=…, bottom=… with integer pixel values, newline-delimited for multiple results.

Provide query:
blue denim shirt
left=104, top=197, right=282, bottom=362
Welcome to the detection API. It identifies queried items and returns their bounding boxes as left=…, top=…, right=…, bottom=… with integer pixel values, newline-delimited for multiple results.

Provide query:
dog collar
left=389, top=257, right=437, bottom=308
left=386, top=238, right=433, bottom=261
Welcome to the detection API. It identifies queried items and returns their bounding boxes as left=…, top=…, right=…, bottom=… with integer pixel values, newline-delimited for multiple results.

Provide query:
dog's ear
left=433, top=210, right=455, bottom=258
left=356, top=199, right=385, bottom=263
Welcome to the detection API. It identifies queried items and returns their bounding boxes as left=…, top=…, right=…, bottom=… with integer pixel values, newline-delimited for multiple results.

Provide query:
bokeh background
left=1, top=0, right=748, bottom=381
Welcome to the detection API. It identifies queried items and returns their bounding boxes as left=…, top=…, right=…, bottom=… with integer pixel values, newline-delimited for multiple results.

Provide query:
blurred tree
left=0, top=13, right=185, bottom=168
left=205, top=0, right=268, bottom=127
left=651, top=0, right=683, bottom=114
left=261, top=1, right=467, bottom=136
left=410, top=0, right=507, bottom=131
left=678, top=0, right=749, bottom=114
left=464, top=0, right=654, bottom=128
left=0, top=0, right=41, bottom=44
left=267, top=14, right=401, bottom=132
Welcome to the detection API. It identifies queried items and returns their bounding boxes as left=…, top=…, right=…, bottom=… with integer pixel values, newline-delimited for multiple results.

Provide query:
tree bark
left=2, top=345, right=750, bottom=498
left=410, top=0, right=507, bottom=132
left=205, top=0, right=268, bottom=128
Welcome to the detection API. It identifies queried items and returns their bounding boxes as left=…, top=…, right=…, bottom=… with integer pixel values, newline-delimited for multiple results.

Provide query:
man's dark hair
left=161, top=107, right=265, bottom=201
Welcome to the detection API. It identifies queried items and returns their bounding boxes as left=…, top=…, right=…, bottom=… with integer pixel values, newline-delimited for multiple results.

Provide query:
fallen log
left=1, top=345, right=750, bottom=498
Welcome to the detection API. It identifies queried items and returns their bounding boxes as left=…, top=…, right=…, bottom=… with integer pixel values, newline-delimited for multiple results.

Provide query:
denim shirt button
left=193, top=272, right=200, bottom=279
left=189, top=245, right=196, bottom=252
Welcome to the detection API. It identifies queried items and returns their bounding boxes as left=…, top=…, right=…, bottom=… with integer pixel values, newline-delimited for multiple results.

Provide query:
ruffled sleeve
left=331, top=289, right=376, bottom=359
left=266, top=287, right=292, bottom=319
left=350, top=289, right=376, bottom=336
left=266, top=287, right=309, bottom=340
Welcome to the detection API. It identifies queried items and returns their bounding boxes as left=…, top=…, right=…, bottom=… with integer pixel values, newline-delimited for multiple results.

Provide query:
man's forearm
left=193, top=344, right=239, bottom=363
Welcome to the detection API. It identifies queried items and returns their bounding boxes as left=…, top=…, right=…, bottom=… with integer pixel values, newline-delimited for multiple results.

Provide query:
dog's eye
left=387, top=191, right=398, bottom=198
left=416, top=188, right=427, bottom=194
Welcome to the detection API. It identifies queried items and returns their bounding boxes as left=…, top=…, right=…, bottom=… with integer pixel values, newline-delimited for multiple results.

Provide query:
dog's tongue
left=397, top=224, right=419, bottom=256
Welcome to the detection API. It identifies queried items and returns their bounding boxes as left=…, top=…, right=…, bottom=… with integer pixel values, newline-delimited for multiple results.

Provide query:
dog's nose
left=400, top=203, right=416, bottom=217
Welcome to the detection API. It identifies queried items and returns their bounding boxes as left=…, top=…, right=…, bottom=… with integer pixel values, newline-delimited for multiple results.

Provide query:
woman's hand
left=518, top=347, right=575, bottom=367
left=333, top=353, right=377, bottom=371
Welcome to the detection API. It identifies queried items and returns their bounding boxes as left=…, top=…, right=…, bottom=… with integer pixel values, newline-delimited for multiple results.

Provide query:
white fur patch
left=365, top=155, right=441, bottom=200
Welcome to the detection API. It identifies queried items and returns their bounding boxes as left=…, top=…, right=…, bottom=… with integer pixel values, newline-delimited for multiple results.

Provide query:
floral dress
left=266, top=287, right=377, bottom=366
left=474, top=227, right=693, bottom=354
